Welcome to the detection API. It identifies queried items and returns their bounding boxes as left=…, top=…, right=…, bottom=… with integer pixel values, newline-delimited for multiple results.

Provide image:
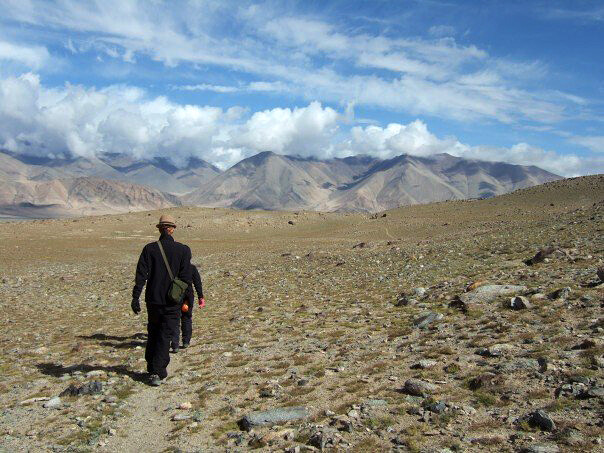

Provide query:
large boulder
left=459, top=284, right=528, bottom=304
left=239, top=407, right=309, bottom=431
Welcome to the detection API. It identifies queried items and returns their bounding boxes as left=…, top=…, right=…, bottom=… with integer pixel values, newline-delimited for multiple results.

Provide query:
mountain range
left=0, top=149, right=561, bottom=218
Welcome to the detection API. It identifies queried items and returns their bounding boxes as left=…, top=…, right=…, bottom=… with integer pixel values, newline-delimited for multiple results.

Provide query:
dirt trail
left=101, top=353, right=188, bottom=453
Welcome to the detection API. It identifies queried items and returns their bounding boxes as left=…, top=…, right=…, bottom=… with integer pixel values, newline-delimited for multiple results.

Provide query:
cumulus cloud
left=1, top=73, right=601, bottom=175
left=226, top=101, right=339, bottom=158
left=0, top=73, right=340, bottom=167
left=345, top=120, right=604, bottom=176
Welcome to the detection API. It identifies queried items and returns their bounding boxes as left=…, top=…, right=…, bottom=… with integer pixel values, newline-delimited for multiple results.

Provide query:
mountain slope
left=185, top=151, right=562, bottom=212
left=0, top=177, right=180, bottom=218
left=183, top=152, right=380, bottom=209
left=99, top=153, right=222, bottom=194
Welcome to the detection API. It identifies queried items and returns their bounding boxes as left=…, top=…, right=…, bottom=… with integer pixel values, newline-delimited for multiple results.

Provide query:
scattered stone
left=509, top=295, right=532, bottom=310
left=172, top=414, right=191, bottom=421
left=60, top=381, right=103, bottom=397
left=103, top=395, right=118, bottom=403
left=571, top=339, right=597, bottom=350
left=86, top=370, right=106, bottom=378
left=448, top=296, right=473, bottom=313
left=260, top=387, right=277, bottom=397
left=330, top=415, right=354, bottom=432
left=352, top=242, right=367, bottom=249
left=465, top=280, right=486, bottom=292
left=498, top=358, right=541, bottom=373
left=549, top=287, right=571, bottom=300
left=520, top=444, right=560, bottom=453
left=424, top=400, right=447, bottom=414
left=460, top=284, right=528, bottom=304
left=239, top=407, right=309, bottom=431
left=413, top=287, right=426, bottom=297
left=178, top=402, right=192, bottom=410
left=525, top=247, right=556, bottom=266
left=402, top=379, right=437, bottom=397
left=468, top=373, right=502, bottom=391
left=411, top=359, right=438, bottom=370
left=288, top=220, right=295, bottom=225
left=395, top=293, right=410, bottom=307
left=43, top=397, right=62, bottom=409
left=579, top=387, right=604, bottom=400
left=527, top=410, right=556, bottom=432
left=413, top=312, right=443, bottom=329
left=476, top=347, right=501, bottom=358
left=308, top=427, right=340, bottom=449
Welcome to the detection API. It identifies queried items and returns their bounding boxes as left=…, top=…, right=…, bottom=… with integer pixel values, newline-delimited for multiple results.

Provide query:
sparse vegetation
left=0, top=175, right=603, bottom=451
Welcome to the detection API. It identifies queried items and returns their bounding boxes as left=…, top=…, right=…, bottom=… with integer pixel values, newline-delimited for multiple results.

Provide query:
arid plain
left=0, top=175, right=603, bottom=452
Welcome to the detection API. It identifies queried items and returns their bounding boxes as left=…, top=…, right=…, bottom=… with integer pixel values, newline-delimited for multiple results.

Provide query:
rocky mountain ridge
left=0, top=149, right=561, bottom=217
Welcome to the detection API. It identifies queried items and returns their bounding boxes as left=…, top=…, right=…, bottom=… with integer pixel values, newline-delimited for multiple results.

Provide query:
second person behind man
left=171, top=263, right=205, bottom=352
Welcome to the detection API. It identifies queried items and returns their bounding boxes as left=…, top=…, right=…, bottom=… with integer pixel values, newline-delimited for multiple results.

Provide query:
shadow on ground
left=77, top=332, right=147, bottom=349
left=35, top=362, right=148, bottom=383
left=77, top=332, right=147, bottom=342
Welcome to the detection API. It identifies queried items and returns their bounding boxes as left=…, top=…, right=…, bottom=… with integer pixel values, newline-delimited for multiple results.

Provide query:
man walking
left=131, top=214, right=192, bottom=386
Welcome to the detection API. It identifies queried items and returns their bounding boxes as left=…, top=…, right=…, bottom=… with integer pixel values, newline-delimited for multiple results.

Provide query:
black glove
left=131, top=299, right=141, bottom=315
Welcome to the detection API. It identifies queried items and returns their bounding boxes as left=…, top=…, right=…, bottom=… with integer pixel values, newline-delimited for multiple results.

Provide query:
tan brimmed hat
left=156, top=214, right=176, bottom=228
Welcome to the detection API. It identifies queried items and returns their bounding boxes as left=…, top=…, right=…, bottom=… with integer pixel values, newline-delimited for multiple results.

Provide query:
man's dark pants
left=145, top=304, right=180, bottom=379
left=172, top=302, right=193, bottom=348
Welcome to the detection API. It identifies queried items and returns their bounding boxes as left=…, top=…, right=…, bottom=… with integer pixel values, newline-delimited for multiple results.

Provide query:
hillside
left=0, top=174, right=602, bottom=452
left=185, top=151, right=561, bottom=212
left=0, top=177, right=180, bottom=218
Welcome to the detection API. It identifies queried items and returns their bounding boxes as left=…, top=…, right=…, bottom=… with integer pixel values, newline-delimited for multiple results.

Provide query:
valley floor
left=0, top=175, right=603, bottom=452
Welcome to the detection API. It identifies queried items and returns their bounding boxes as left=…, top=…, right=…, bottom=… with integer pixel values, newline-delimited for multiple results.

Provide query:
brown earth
left=0, top=175, right=603, bottom=452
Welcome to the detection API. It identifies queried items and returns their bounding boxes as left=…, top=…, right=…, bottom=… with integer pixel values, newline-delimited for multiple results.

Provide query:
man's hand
left=198, top=297, right=205, bottom=308
left=131, top=299, right=141, bottom=315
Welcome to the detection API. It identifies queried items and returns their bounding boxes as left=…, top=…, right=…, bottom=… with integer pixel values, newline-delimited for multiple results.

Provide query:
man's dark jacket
left=132, top=233, right=192, bottom=305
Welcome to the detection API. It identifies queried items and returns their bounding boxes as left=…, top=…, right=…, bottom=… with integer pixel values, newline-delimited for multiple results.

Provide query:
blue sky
left=0, top=0, right=602, bottom=175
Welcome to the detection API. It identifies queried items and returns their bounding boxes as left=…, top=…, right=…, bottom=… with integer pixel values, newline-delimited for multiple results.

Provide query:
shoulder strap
left=156, top=241, right=174, bottom=281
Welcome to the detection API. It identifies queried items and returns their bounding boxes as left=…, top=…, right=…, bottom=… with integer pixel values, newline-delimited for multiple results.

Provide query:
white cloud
left=0, top=73, right=341, bottom=167
left=346, top=120, right=604, bottom=176
left=227, top=101, right=340, bottom=158
left=0, top=1, right=579, bottom=125
left=428, top=25, right=456, bottom=38
left=568, top=135, right=604, bottom=153
left=177, top=84, right=239, bottom=93
left=0, top=40, right=50, bottom=69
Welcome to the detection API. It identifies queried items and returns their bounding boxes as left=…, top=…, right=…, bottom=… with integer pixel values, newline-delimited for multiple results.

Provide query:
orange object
left=181, top=303, right=189, bottom=313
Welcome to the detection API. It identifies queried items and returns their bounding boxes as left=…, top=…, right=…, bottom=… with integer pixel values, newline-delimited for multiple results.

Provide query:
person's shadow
left=77, top=332, right=148, bottom=350
left=35, top=332, right=150, bottom=383
left=35, top=362, right=148, bottom=383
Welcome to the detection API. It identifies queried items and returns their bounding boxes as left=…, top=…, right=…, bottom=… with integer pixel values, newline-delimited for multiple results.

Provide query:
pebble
left=402, top=379, right=437, bottom=397
left=413, top=312, right=443, bottom=329
left=521, top=445, right=560, bottom=453
left=411, top=359, right=438, bottom=369
left=527, top=410, right=556, bottom=432
left=509, top=295, right=531, bottom=310
left=178, top=402, right=192, bottom=410
left=43, top=396, right=62, bottom=409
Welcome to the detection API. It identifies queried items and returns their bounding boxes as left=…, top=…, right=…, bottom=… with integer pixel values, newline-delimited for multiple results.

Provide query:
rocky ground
left=0, top=175, right=603, bottom=453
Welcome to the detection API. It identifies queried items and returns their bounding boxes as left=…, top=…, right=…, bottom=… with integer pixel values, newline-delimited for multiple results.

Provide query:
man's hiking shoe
left=182, top=343, right=190, bottom=349
left=148, top=374, right=162, bottom=386
left=171, top=347, right=179, bottom=354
